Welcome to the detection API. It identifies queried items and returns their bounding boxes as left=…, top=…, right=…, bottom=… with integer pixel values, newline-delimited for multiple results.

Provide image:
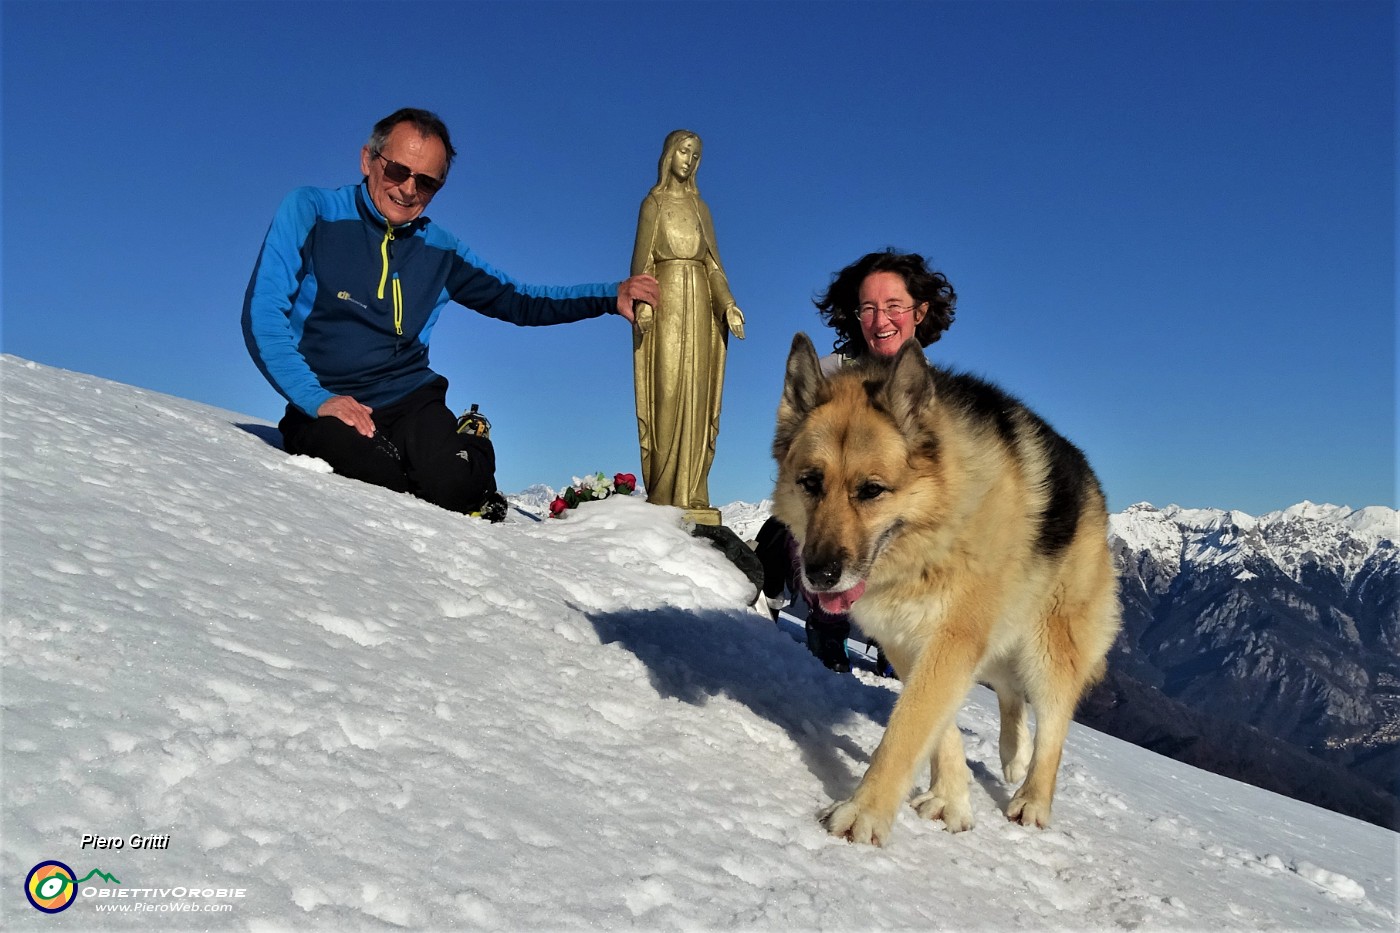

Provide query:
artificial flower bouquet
left=549, top=472, right=637, bottom=518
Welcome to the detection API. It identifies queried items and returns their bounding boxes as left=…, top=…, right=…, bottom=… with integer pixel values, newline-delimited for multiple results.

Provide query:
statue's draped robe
left=631, top=191, right=734, bottom=511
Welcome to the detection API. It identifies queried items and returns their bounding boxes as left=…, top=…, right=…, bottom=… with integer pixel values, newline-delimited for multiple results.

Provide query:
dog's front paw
left=911, top=790, right=975, bottom=832
left=821, top=798, right=895, bottom=846
left=1006, top=790, right=1052, bottom=828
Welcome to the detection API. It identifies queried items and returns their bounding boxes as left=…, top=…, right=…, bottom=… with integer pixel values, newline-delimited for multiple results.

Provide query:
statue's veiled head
left=655, top=130, right=702, bottom=193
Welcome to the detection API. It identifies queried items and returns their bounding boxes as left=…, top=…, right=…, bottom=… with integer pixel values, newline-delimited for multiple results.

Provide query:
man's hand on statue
left=617, top=274, right=660, bottom=323
left=727, top=305, right=746, bottom=339
left=319, top=395, right=376, bottom=438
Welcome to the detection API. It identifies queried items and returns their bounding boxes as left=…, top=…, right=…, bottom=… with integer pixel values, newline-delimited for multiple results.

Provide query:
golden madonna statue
left=631, top=130, right=744, bottom=525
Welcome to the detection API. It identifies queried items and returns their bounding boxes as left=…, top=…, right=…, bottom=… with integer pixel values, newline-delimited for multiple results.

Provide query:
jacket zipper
left=377, top=225, right=404, bottom=350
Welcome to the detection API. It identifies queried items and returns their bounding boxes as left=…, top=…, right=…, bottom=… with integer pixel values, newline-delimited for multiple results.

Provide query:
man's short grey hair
left=367, top=108, right=456, bottom=175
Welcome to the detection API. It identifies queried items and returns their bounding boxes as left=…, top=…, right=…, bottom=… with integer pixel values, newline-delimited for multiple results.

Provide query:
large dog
left=771, top=334, right=1120, bottom=845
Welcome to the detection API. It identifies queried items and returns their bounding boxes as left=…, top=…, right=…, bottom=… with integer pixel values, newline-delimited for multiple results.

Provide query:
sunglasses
left=372, top=151, right=444, bottom=196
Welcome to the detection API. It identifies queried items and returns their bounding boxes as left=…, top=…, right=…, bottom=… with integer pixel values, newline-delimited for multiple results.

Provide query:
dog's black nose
left=806, top=558, right=843, bottom=590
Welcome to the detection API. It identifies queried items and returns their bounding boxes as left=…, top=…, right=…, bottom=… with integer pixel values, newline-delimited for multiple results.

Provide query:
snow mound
left=2, top=355, right=1395, bottom=931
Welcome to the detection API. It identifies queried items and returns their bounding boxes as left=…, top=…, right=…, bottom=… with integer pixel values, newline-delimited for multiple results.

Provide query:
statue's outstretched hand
left=618, top=274, right=660, bottom=324
left=726, top=305, right=745, bottom=339
left=634, top=301, right=655, bottom=336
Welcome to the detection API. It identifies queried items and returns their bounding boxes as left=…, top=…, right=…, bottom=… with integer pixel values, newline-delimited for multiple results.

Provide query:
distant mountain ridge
left=687, top=495, right=1397, bottom=828
left=1105, top=501, right=1397, bottom=751
left=1110, top=501, right=1396, bottom=592
left=1103, top=501, right=1397, bottom=826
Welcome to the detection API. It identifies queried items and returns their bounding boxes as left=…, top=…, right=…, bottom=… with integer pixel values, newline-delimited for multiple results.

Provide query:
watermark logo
left=24, top=849, right=244, bottom=916
left=25, top=861, right=120, bottom=913
left=25, top=861, right=76, bottom=913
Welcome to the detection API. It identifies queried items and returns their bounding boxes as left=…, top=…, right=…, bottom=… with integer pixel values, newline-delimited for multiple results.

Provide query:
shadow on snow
left=588, top=607, right=896, bottom=802
left=590, top=607, right=1019, bottom=819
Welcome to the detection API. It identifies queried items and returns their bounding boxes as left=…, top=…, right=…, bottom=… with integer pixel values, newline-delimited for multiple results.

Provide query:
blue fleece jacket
left=242, top=183, right=619, bottom=416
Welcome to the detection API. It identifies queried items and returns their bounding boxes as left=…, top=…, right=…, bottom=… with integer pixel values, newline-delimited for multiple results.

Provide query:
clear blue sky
left=3, top=1, right=1394, bottom=515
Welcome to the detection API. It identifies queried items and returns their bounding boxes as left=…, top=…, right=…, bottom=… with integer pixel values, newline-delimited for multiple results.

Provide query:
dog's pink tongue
left=816, top=580, right=866, bottom=615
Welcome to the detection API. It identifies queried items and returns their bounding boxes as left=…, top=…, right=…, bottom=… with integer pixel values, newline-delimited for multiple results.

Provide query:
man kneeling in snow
left=242, top=107, right=657, bottom=520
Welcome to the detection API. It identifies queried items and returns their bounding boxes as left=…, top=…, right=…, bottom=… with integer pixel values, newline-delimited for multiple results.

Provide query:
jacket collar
left=356, top=181, right=428, bottom=234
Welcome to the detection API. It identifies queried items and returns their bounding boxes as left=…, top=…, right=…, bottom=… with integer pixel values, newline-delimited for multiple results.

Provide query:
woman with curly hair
left=760, top=249, right=958, bottom=673
left=815, top=248, right=956, bottom=365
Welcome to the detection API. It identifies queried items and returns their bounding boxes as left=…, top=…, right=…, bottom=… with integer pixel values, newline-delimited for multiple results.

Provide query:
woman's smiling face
left=858, top=271, right=927, bottom=358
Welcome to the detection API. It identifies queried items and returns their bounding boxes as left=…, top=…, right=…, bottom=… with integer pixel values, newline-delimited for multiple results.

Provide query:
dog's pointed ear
left=880, top=339, right=934, bottom=433
left=782, top=333, right=824, bottom=417
left=773, top=333, right=825, bottom=462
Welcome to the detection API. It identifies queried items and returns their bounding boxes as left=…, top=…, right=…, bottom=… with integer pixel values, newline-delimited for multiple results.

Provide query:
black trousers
left=279, top=377, right=496, bottom=515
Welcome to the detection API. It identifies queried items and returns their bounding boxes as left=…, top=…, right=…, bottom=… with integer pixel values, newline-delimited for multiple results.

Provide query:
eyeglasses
left=857, top=302, right=920, bottom=323
left=372, top=151, right=444, bottom=196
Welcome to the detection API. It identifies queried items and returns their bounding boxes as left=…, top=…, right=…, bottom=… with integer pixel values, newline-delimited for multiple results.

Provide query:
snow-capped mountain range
left=1110, top=500, right=1396, bottom=589
left=1103, top=500, right=1398, bottom=828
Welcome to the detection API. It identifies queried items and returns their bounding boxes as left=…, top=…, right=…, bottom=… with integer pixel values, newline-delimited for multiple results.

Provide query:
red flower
left=549, top=496, right=569, bottom=517
left=614, top=472, right=637, bottom=494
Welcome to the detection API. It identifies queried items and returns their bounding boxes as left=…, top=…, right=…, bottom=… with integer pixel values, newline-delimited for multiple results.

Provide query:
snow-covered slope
left=2, top=356, right=1395, bottom=930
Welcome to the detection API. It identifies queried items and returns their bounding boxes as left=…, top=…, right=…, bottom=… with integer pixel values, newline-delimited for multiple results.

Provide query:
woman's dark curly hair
left=815, top=249, right=957, bottom=356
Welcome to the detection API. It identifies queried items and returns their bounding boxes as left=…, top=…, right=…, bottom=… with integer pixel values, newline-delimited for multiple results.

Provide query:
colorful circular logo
left=26, top=860, right=77, bottom=913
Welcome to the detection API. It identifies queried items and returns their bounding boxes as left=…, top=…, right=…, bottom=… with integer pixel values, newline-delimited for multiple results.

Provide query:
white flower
left=565, top=471, right=620, bottom=503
